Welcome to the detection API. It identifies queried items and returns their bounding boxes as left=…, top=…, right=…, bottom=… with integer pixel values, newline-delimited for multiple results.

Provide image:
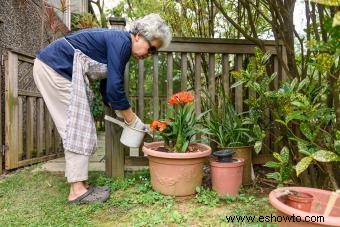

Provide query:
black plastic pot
left=213, top=150, right=236, bottom=163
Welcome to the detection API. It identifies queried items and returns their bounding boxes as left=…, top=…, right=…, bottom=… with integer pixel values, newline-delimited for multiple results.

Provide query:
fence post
left=105, top=17, right=127, bottom=178
left=0, top=56, right=2, bottom=174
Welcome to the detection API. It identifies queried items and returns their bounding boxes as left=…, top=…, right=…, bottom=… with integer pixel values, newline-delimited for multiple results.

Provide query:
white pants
left=33, top=59, right=89, bottom=183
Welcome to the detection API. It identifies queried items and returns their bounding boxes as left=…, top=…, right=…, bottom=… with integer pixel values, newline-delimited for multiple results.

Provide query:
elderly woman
left=33, top=14, right=172, bottom=203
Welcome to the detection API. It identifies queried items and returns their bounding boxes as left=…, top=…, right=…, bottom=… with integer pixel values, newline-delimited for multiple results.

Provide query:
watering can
left=104, top=115, right=149, bottom=148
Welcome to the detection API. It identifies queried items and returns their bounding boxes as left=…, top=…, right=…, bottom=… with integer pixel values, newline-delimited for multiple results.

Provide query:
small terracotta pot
left=286, top=191, right=313, bottom=212
left=142, top=142, right=211, bottom=197
left=210, top=158, right=244, bottom=196
left=218, top=146, right=253, bottom=185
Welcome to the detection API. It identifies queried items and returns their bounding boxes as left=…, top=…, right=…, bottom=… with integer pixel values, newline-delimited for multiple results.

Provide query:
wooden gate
left=4, top=50, right=63, bottom=170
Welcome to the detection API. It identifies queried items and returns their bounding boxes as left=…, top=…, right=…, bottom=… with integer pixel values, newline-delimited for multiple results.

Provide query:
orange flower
left=168, top=95, right=179, bottom=105
left=150, top=120, right=160, bottom=131
left=168, top=91, right=194, bottom=105
left=150, top=119, right=168, bottom=132
left=158, top=122, right=167, bottom=131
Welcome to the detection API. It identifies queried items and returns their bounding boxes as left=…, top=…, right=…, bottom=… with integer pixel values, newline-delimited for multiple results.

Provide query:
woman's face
left=131, top=33, right=162, bottom=60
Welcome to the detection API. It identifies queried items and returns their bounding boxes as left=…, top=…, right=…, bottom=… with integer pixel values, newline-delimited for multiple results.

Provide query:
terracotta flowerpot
left=218, top=145, right=253, bottom=185
left=210, top=158, right=244, bottom=196
left=142, top=141, right=211, bottom=197
left=286, top=191, right=314, bottom=212
left=269, top=187, right=340, bottom=227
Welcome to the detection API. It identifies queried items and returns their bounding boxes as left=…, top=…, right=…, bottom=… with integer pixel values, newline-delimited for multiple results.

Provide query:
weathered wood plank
left=105, top=108, right=125, bottom=177
left=18, top=97, right=23, bottom=161
left=18, top=90, right=42, bottom=97
left=26, top=97, right=35, bottom=159
left=252, top=153, right=274, bottom=165
left=36, top=98, right=45, bottom=157
left=281, top=45, right=288, bottom=81
left=208, top=53, right=216, bottom=99
left=0, top=62, right=2, bottom=174
left=45, top=107, right=53, bottom=155
left=105, top=108, right=113, bottom=177
left=160, top=38, right=278, bottom=54
left=5, top=51, right=19, bottom=169
left=152, top=54, right=159, bottom=119
left=17, top=153, right=63, bottom=167
left=273, top=56, right=280, bottom=153
left=125, top=156, right=149, bottom=166
left=195, top=54, right=202, bottom=116
left=181, top=53, right=188, bottom=90
left=124, top=62, right=129, bottom=96
left=222, top=54, right=230, bottom=96
left=235, top=54, right=243, bottom=113
left=166, top=53, right=173, bottom=99
left=138, top=60, right=145, bottom=120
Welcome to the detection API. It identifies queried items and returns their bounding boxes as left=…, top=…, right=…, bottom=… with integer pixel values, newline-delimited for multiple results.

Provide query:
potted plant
left=202, top=87, right=264, bottom=185
left=143, top=91, right=211, bottom=197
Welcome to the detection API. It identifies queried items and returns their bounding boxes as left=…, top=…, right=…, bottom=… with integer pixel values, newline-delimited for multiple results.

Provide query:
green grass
left=0, top=166, right=277, bottom=226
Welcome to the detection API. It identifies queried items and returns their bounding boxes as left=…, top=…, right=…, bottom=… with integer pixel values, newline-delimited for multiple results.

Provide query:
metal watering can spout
left=104, top=115, right=152, bottom=148
left=104, top=115, right=128, bottom=129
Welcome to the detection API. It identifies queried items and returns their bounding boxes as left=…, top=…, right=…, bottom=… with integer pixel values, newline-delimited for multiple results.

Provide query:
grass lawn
left=0, top=165, right=277, bottom=226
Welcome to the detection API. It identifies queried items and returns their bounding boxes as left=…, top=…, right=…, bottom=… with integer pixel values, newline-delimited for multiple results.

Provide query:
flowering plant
left=150, top=91, right=206, bottom=152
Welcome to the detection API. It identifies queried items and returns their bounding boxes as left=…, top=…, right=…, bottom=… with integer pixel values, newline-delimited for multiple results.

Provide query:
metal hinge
left=2, top=145, right=8, bottom=156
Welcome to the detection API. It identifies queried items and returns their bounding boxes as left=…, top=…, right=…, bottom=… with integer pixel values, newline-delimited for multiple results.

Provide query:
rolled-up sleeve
left=100, top=33, right=131, bottom=110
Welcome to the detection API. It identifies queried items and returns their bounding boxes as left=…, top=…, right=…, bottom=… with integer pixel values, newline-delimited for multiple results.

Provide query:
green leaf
left=266, top=172, right=281, bottom=181
left=297, top=78, right=309, bottom=91
left=310, top=0, right=340, bottom=6
left=335, top=139, right=340, bottom=154
left=300, top=123, right=314, bottom=141
left=285, top=111, right=307, bottom=123
left=254, top=141, right=262, bottom=154
left=281, top=165, right=294, bottom=183
left=230, top=80, right=244, bottom=89
left=297, top=141, right=312, bottom=156
left=280, top=147, right=290, bottom=163
left=312, top=150, right=340, bottom=162
left=333, top=11, right=340, bottom=27
left=296, top=157, right=313, bottom=176
left=264, top=161, right=280, bottom=169
left=273, top=152, right=282, bottom=162
left=275, top=119, right=287, bottom=126
left=291, top=101, right=305, bottom=108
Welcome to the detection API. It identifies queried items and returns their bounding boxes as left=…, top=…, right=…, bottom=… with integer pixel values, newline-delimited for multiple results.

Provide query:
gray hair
left=128, top=14, right=172, bottom=48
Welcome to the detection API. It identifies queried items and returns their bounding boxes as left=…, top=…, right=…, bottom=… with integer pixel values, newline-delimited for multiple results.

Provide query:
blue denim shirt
left=36, top=29, right=132, bottom=110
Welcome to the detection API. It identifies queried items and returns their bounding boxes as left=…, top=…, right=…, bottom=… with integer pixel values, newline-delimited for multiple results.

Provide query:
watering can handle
left=104, top=115, right=127, bottom=128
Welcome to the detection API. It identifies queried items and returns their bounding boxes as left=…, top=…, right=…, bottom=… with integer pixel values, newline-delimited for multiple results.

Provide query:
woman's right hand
left=118, top=108, right=146, bottom=130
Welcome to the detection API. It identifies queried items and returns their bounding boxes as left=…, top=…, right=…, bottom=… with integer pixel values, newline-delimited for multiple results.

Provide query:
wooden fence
left=0, top=38, right=286, bottom=175
left=3, top=50, right=63, bottom=171
left=105, top=37, right=288, bottom=177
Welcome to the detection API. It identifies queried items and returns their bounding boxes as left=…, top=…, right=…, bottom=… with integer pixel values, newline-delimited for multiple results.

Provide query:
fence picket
left=181, top=53, right=188, bottom=90
left=208, top=53, right=216, bottom=99
left=138, top=60, right=145, bottom=120
left=235, top=54, right=243, bottom=112
left=152, top=54, right=159, bottom=120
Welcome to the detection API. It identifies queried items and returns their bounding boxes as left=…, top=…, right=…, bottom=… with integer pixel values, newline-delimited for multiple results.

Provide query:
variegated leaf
left=296, top=157, right=313, bottom=176
left=254, top=141, right=262, bottom=154
left=310, top=0, right=340, bottom=6
left=312, top=150, right=340, bottom=162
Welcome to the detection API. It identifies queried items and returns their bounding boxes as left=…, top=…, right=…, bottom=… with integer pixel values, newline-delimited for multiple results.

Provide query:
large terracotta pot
left=142, top=141, right=211, bottom=197
left=269, top=187, right=340, bottom=227
left=218, top=145, right=253, bottom=185
left=210, top=158, right=244, bottom=195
